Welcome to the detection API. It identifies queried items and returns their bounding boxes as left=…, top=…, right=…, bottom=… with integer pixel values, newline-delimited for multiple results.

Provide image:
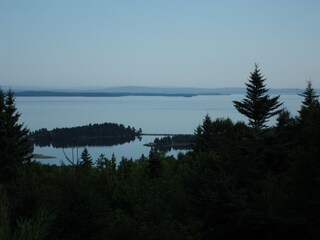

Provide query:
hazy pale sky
left=1, top=0, right=319, bottom=88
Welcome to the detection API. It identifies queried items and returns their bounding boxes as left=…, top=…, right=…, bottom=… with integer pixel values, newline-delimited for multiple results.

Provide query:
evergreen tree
left=80, top=148, right=93, bottom=169
left=148, top=149, right=162, bottom=178
left=96, top=154, right=107, bottom=170
left=297, top=81, right=320, bottom=149
left=0, top=89, right=33, bottom=183
left=299, top=80, right=319, bottom=109
left=233, top=64, right=282, bottom=131
left=0, top=90, right=6, bottom=164
left=194, top=114, right=214, bottom=153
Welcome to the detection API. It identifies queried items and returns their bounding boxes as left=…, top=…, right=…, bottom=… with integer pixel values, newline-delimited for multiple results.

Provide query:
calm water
left=16, top=95, right=302, bottom=164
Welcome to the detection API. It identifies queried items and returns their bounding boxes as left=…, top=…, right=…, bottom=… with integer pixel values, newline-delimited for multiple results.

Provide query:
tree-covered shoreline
left=144, top=135, right=195, bottom=153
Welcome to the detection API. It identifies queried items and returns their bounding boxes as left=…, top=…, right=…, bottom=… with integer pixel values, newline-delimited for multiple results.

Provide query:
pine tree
left=233, top=64, right=282, bottom=131
left=194, top=114, right=214, bottom=153
left=298, top=81, right=320, bottom=148
left=0, top=89, right=33, bottom=183
left=80, top=148, right=93, bottom=169
left=148, top=149, right=162, bottom=178
left=0, top=90, right=6, bottom=162
left=299, top=80, right=319, bottom=109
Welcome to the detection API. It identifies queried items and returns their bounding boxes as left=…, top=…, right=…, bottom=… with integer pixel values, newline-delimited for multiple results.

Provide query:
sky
left=0, top=0, right=319, bottom=89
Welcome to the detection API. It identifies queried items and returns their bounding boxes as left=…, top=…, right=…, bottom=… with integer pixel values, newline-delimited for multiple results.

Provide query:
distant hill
left=9, top=86, right=316, bottom=97
left=14, top=91, right=198, bottom=97
left=92, top=86, right=233, bottom=95
left=94, top=86, right=311, bottom=95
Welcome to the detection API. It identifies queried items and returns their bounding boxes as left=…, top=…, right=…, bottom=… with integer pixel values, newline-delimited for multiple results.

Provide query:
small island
left=30, top=122, right=142, bottom=148
left=144, top=135, right=195, bottom=153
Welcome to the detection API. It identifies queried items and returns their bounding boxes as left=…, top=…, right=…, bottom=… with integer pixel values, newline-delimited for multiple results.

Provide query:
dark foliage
left=299, top=80, right=319, bottom=109
left=2, top=80, right=320, bottom=239
left=30, top=123, right=141, bottom=147
left=151, top=135, right=195, bottom=153
left=233, top=64, right=282, bottom=130
left=0, top=89, right=33, bottom=183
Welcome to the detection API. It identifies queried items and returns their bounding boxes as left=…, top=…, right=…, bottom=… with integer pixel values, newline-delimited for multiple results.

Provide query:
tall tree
left=233, top=64, right=282, bottom=130
left=299, top=80, right=319, bottom=109
left=80, top=148, right=93, bottom=169
left=297, top=80, right=320, bottom=148
left=194, top=114, right=214, bottom=153
left=0, top=90, right=6, bottom=161
left=0, top=89, right=33, bottom=183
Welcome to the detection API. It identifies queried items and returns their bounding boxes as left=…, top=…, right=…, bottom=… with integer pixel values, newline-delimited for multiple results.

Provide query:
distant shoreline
left=11, top=86, right=309, bottom=97
left=15, top=91, right=228, bottom=97
left=32, top=153, right=55, bottom=159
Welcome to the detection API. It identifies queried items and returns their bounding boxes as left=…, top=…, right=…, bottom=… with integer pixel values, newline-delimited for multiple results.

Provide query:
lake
left=16, top=94, right=302, bottom=164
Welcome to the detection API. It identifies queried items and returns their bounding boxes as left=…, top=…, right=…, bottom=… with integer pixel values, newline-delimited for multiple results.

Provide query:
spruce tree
left=194, top=114, right=214, bottom=153
left=0, top=89, right=33, bottom=183
left=299, top=80, right=319, bottom=109
left=233, top=64, right=282, bottom=130
left=298, top=80, right=320, bottom=147
left=0, top=90, right=7, bottom=179
left=80, top=148, right=93, bottom=169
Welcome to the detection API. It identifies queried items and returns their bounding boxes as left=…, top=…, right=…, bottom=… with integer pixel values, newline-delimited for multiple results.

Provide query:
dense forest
left=1, top=66, right=320, bottom=239
left=30, top=123, right=142, bottom=147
